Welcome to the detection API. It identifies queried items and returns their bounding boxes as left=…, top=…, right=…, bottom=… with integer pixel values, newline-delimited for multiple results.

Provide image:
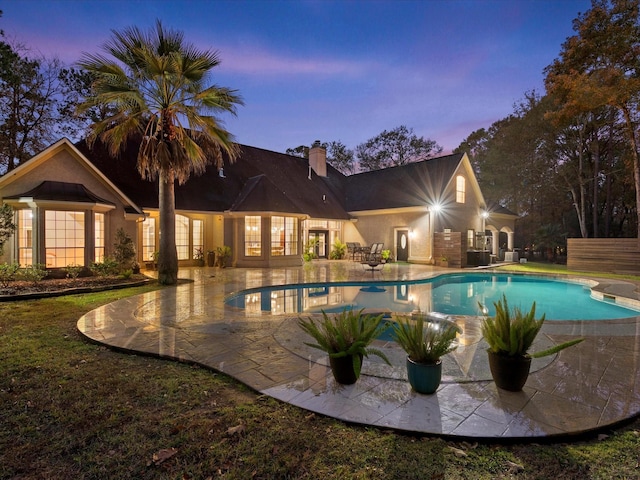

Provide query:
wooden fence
left=567, top=238, right=640, bottom=274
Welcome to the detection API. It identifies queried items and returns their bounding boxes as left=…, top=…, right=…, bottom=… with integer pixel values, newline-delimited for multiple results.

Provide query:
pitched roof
left=344, top=153, right=464, bottom=211
left=75, top=139, right=351, bottom=219
left=4, top=180, right=114, bottom=206
left=486, top=203, right=519, bottom=217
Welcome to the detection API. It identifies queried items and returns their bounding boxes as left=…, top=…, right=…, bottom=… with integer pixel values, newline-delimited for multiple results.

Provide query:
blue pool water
left=225, top=273, right=640, bottom=320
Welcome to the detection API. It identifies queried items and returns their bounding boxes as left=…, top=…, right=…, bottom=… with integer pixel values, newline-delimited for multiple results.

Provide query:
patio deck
left=77, top=261, right=640, bottom=439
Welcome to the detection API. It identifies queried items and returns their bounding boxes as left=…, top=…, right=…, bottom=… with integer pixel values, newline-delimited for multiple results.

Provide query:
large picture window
left=18, top=209, right=33, bottom=266
left=271, top=216, right=298, bottom=256
left=45, top=210, right=85, bottom=268
left=94, top=213, right=105, bottom=262
left=142, top=217, right=156, bottom=261
left=175, top=214, right=189, bottom=260
left=245, top=216, right=261, bottom=256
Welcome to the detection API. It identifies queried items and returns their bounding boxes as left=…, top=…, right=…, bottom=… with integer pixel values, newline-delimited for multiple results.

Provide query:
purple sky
left=3, top=0, right=591, bottom=154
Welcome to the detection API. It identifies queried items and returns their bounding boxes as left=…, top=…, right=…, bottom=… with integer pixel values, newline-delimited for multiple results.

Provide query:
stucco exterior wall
left=347, top=211, right=433, bottom=263
left=0, top=147, right=136, bottom=266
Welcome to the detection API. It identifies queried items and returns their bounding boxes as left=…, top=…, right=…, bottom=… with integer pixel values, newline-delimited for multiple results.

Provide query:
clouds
left=2, top=0, right=591, bottom=154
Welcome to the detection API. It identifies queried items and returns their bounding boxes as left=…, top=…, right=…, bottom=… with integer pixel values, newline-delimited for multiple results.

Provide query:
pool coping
left=77, top=262, right=640, bottom=440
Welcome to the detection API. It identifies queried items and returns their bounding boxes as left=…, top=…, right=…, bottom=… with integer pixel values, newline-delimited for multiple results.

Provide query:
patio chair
left=368, top=243, right=384, bottom=262
left=346, top=242, right=359, bottom=261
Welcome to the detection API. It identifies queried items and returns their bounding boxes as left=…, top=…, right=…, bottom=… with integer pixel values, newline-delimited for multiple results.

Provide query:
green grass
left=494, top=261, right=640, bottom=282
left=1, top=281, right=639, bottom=479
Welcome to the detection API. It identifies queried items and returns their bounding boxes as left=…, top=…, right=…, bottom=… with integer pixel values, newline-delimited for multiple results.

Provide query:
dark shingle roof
left=345, top=153, right=464, bottom=211
left=5, top=180, right=115, bottom=206
left=75, top=139, right=351, bottom=219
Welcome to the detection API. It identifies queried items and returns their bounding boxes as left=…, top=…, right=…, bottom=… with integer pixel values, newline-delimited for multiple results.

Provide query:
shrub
left=330, top=239, right=347, bottom=260
left=19, top=264, right=47, bottom=286
left=113, top=228, right=136, bottom=272
left=91, top=257, right=120, bottom=277
left=65, top=264, right=84, bottom=279
left=0, top=262, right=20, bottom=289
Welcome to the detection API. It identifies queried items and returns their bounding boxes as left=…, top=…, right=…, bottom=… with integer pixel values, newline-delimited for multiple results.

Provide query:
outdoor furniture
left=354, top=243, right=371, bottom=262
left=367, top=243, right=384, bottom=262
left=362, top=259, right=384, bottom=276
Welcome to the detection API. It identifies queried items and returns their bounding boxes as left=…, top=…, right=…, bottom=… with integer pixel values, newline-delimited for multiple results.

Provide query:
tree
left=77, top=20, right=242, bottom=285
left=286, top=140, right=355, bottom=175
left=0, top=42, right=57, bottom=173
left=356, top=125, right=442, bottom=172
left=544, top=0, right=640, bottom=238
left=0, top=203, right=16, bottom=255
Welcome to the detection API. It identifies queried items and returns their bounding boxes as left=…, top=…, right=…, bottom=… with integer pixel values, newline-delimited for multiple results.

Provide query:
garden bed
left=0, top=274, right=151, bottom=301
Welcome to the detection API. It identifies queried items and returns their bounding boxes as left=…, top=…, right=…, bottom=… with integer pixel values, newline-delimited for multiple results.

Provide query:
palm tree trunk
left=158, top=170, right=178, bottom=285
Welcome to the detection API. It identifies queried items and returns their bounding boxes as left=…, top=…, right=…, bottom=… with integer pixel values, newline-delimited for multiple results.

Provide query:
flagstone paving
left=77, top=262, right=640, bottom=439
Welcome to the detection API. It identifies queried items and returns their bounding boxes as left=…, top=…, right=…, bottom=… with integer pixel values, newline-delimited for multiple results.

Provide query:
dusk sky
left=3, top=0, right=592, bottom=155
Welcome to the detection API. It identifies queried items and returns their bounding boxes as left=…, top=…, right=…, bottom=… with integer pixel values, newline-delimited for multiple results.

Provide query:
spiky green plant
left=392, top=314, right=461, bottom=364
left=298, top=308, right=391, bottom=378
left=481, top=294, right=583, bottom=358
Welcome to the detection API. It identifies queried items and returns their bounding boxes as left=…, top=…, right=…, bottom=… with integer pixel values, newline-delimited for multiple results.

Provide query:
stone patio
left=77, top=261, right=640, bottom=439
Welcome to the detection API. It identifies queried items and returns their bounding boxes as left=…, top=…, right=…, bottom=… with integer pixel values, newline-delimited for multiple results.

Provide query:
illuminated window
left=45, top=210, right=85, bottom=268
left=271, top=216, right=298, bottom=256
left=18, top=209, right=33, bottom=266
left=467, top=229, right=475, bottom=248
left=175, top=214, right=189, bottom=260
left=456, top=175, right=466, bottom=203
left=192, top=219, right=203, bottom=258
left=142, top=217, right=156, bottom=261
left=94, top=213, right=105, bottom=262
left=245, top=216, right=261, bottom=256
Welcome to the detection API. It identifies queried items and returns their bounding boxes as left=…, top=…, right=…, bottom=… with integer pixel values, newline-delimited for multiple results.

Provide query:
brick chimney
left=309, top=140, right=327, bottom=177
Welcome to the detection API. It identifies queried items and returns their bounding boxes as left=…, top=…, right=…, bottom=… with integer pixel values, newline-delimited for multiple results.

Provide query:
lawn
left=1, top=272, right=639, bottom=479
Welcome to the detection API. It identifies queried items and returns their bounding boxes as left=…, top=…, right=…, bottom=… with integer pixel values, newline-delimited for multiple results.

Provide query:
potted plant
left=481, top=294, right=584, bottom=391
left=439, top=256, right=449, bottom=267
left=194, top=247, right=205, bottom=266
left=392, top=313, right=461, bottom=393
left=298, top=308, right=391, bottom=385
left=206, top=250, right=216, bottom=267
left=215, top=245, right=232, bottom=267
left=381, top=249, right=392, bottom=263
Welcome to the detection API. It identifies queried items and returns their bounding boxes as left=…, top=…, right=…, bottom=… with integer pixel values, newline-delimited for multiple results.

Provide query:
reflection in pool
left=225, top=273, right=640, bottom=320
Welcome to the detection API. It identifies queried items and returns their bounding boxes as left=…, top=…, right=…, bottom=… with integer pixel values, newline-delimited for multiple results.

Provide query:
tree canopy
left=356, top=125, right=442, bottom=172
left=544, top=0, right=640, bottom=238
left=286, top=140, right=355, bottom=175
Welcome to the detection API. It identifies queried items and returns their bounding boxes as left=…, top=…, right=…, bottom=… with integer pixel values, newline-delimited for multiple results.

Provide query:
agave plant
left=481, top=294, right=583, bottom=358
left=298, top=308, right=391, bottom=379
left=392, top=314, right=461, bottom=364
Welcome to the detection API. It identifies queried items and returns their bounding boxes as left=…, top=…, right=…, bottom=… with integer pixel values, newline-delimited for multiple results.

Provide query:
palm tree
left=77, top=20, right=242, bottom=284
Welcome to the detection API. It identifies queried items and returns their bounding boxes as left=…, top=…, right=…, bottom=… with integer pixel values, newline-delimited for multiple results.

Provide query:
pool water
left=225, top=273, right=640, bottom=320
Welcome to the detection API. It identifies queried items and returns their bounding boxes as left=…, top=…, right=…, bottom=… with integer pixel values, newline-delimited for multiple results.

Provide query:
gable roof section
left=0, top=138, right=143, bottom=215
left=345, top=153, right=465, bottom=212
left=230, top=174, right=304, bottom=214
left=4, top=181, right=115, bottom=207
left=76, top=139, right=351, bottom=219
left=487, top=203, right=519, bottom=217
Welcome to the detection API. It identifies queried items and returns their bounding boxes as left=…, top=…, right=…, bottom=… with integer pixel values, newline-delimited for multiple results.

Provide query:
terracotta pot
left=329, top=354, right=363, bottom=385
left=487, top=351, right=532, bottom=391
left=406, top=357, right=442, bottom=394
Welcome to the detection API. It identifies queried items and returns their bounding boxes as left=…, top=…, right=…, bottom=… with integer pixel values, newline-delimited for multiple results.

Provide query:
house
left=0, top=138, right=518, bottom=269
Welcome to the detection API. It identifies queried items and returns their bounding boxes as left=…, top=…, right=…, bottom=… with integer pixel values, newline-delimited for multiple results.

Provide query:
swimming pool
left=225, top=273, right=640, bottom=320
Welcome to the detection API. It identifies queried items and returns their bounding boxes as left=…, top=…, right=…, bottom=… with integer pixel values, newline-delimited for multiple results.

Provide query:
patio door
left=308, top=230, right=327, bottom=258
left=396, top=229, right=409, bottom=262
